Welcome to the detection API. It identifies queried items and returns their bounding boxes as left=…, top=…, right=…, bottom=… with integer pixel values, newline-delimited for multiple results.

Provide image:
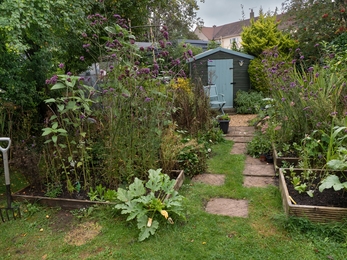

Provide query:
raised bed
left=278, top=168, right=347, bottom=222
left=272, top=145, right=299, bottom=171
left=13, top=170, right=185, bottom=209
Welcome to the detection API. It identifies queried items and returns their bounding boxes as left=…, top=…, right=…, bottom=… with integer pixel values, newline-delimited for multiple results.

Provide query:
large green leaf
left=128, top=178, right=146, bottom=198
left=137, top=215, right=159, bottom=242
left=319, top=175, right=347, bottom=192
left=51, top=82, right=66, bottom=90
left=327, top=159, right=347, bottom=171
left=146, top=169, right=163, bottom=192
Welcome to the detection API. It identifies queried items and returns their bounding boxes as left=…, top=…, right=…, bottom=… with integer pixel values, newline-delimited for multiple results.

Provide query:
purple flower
left=314, top=43, right=320, bottom=47
left=80, top=56, right=85, bottom=61
left=81, top=33, right=87, bottom=37
left=122, top=93, right=129, bottom=98
left=162, top=31, right=169, bottom=40
left=315, top=73, right=319, bottom=78
left=67, top=72, right=72, bottom=76
left=58, top=63, right=64, bottom=69
left=144, top=97, right=151, bottom=102
left=307, top=67, right=314, bottom=72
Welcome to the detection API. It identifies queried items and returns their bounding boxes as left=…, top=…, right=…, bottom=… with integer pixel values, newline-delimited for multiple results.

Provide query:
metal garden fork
left=0, top=137, right=20, bottom=222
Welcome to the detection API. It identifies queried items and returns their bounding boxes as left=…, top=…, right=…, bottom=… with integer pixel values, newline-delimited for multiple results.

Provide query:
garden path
left=192, top=114, right=277, bottom=217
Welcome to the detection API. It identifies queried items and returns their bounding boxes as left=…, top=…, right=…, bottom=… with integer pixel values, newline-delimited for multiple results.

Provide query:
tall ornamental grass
left=261, top=48, right=347, bottom=145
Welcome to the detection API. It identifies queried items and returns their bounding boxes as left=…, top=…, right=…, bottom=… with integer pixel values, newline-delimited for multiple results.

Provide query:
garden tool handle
left=0, top=137, right=11, bottom=185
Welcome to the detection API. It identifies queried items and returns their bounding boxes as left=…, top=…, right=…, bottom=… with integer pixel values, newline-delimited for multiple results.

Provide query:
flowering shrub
left=41, top=12, right=214, bottom=192
left=261, top=48, right=347, bottom=146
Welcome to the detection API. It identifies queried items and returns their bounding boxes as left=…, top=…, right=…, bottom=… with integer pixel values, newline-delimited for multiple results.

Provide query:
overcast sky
left=196, top=0, right=285, bottom=27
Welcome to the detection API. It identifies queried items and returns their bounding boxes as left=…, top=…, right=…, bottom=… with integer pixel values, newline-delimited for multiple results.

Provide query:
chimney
left=250, top=9, right=254, bottom=19
left=212, top=25, right=216, bottom=40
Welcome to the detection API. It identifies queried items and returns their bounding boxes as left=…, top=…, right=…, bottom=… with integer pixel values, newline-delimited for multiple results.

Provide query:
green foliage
left=115, top=169, right=185, bottom=241
left=262, top=49, right=347, bottom=145
left=248, top=57, right=271, bottom=93
left=177, top=138, right=209, bottom=178
left=246, top=130, right=272, bottom=157
left=319, top=174, right=347, bottom=192
left=42, top=75, right=96, bottom=192
left=241, top=14, right=297, bottom=57
left=234, top=90, right=265, bottom=114
left=207, top=40, right=220, bottom=50
left=283, top=0, right=347, bottom=64
left=88, top=184, right=118, bottom=202
left=44, top=183, right=63, bottom=198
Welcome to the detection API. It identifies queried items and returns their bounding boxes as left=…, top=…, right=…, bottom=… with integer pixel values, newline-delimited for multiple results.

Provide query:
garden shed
left=188, top=47, right=254, bottom=108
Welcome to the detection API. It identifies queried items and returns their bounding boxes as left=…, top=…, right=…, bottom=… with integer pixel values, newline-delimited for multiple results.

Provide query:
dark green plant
left=44, top=183, right=63, bottom=198
left=88, top=184, right=118, bottom=202
left=115, top=168, right=185, bottom=241
left=235, top=90, right=266, bottom=114
left=248, top=58, right=271, bottom=93
left=246, top=130, right=272, bottom=157
left=177, top=139, right=208, bottom=178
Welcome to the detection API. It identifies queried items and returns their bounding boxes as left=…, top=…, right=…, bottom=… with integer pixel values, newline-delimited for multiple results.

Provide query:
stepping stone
left=191, top=174, right=225, bottom=186
left=243, top=176, right=277, bottom=187
left=230, top=143, right=247, bottom=154
left=229, top=126, right=255, bottom=135
left=225, top=136, right=253, bottom=143
left=205, top=198, right=248, bottom=218
left=243, top=164, right=275, bottom=177
left=245, top=155, right=265, bottom=165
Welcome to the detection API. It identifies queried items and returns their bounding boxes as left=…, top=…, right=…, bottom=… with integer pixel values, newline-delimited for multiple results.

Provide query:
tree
left=241, top=14, right=297, bottom=57
left=103, top=0, right=202, bottom=41
left=283, top=0, right=347, bottom=63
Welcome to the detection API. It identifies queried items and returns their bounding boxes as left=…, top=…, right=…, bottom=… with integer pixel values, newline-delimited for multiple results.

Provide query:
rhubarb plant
left=115, top=169, right=185, bottom=241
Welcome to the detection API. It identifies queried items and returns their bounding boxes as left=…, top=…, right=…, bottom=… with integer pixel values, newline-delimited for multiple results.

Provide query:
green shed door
left=207, top=59, right=234, bottom=108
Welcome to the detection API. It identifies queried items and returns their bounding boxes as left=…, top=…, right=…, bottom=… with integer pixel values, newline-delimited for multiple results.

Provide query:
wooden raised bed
left=279, top=168, right=347, bottom=222
left=13, top=170, right=185, bottom=209
left=272, top=145, right=299, bottom=171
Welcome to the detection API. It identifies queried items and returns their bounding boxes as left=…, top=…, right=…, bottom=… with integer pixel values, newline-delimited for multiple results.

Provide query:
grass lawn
left=0, top=140, right=347, bottom=259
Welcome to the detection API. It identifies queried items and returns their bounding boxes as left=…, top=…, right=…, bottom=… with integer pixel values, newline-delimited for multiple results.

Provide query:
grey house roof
left=188, top=47, right=254, bottom=62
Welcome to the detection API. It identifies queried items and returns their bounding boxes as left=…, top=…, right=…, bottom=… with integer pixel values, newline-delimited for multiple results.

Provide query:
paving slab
left=191, top=174, right=225, bottom=186
left=225, top=136, right=253, bottom=143
left=243, top=164, right=276, bottom=177
left=230, top=143, right=247, bottom=154
left=229, top=126, right=255, bottom=135
left=243, top=176, right=277, bottom=187
left=245, top=156, right=265, bottom=165
left=205, top=198, right=248, bottom=218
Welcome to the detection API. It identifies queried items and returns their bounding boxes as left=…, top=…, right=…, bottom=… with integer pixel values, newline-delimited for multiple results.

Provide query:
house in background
left=188, top=47, right=254, bottom=109
left=194, top=9, right=285, bottom=49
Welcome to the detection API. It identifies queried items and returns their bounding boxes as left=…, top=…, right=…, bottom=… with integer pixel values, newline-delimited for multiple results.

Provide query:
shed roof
left=188, top=47, right=254, bottom=62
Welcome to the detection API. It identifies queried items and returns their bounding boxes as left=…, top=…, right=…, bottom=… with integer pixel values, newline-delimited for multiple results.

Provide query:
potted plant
left=217, top=114, right=230, bottom=134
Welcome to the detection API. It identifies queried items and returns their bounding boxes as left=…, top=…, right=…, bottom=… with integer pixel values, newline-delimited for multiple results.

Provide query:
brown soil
left=228, top=114, right=257, bottom=126
left=285, top=178, right=347, bottom=208
left=64, top=221, right=102, bottom=246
